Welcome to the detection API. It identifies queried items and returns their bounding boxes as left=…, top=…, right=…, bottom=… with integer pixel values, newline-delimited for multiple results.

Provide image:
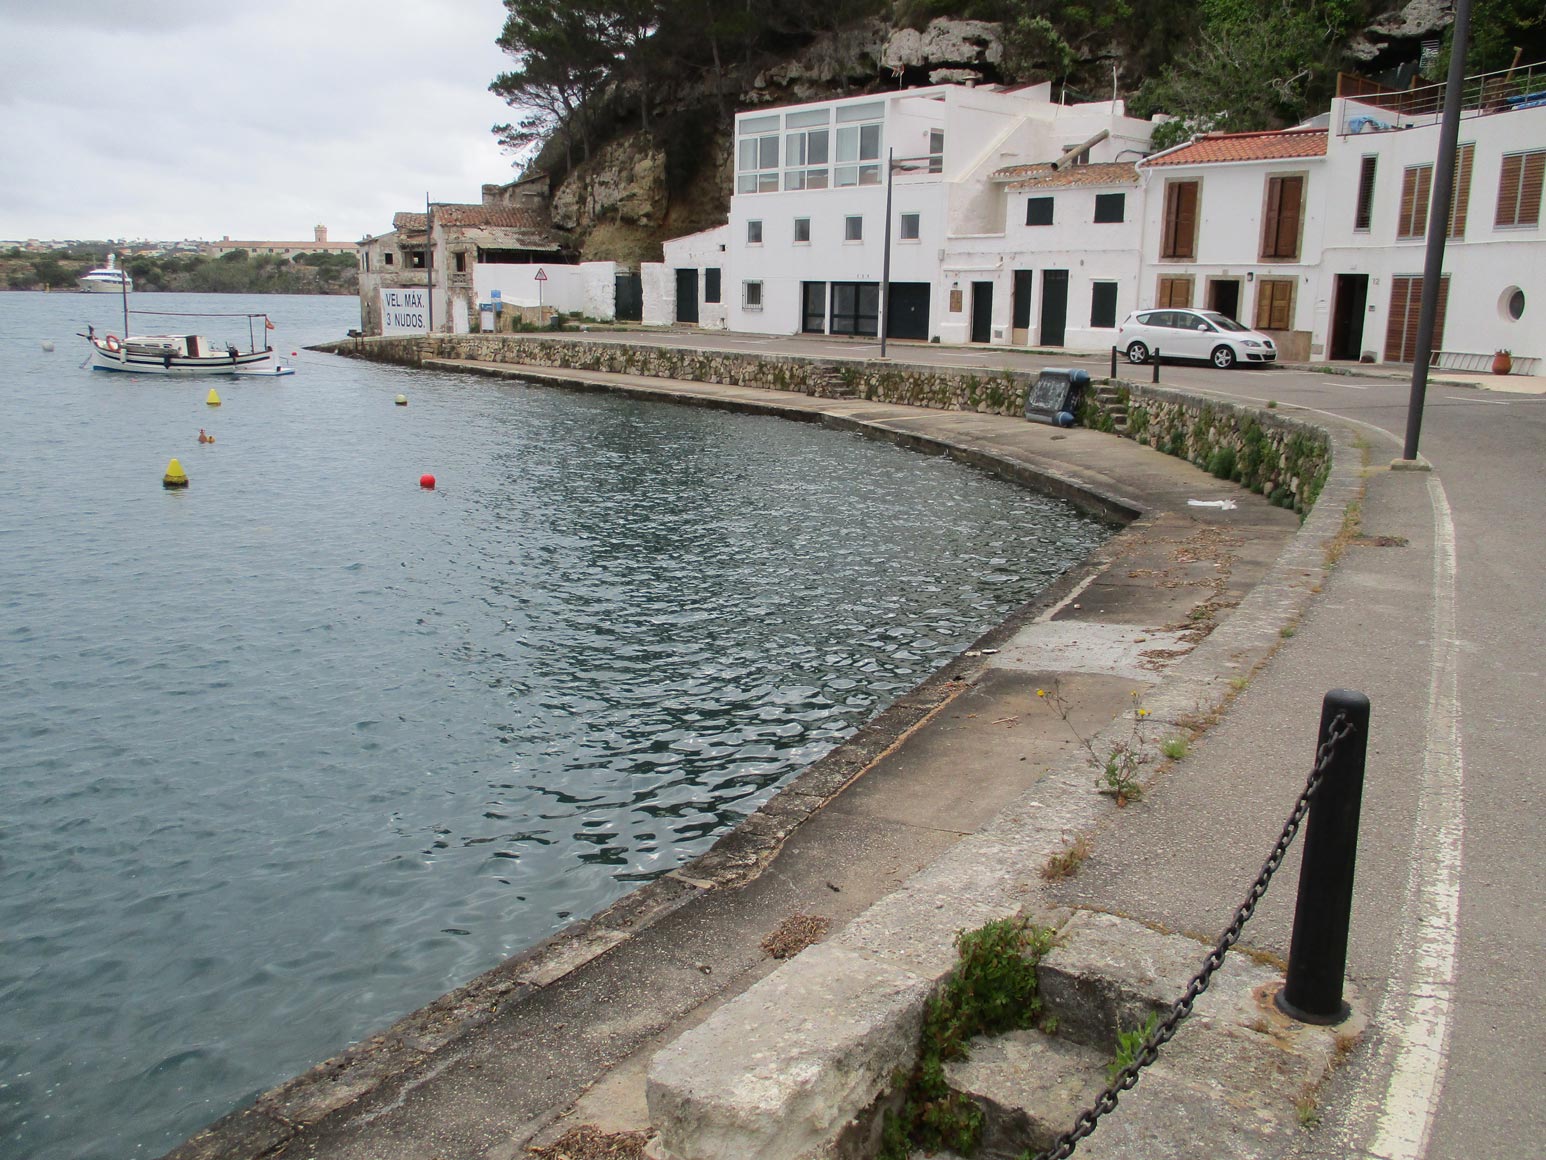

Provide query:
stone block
left=647, top=943, right=932, bottom=1160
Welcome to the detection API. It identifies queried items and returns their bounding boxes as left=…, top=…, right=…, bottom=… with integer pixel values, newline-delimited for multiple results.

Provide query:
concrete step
left=945, top=1030, right=1108, bottom=1159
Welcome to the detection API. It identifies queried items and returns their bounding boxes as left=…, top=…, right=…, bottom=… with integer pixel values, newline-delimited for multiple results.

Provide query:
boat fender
left=104, top=334, right=121, bottom=352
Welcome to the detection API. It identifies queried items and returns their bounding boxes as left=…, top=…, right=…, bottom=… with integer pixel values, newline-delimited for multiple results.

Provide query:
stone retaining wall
left=1082, top=382, right=1331, bottom=515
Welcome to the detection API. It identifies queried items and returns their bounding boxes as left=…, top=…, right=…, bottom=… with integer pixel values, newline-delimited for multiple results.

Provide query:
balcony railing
left=1335, top=60, right=1545, bottom=134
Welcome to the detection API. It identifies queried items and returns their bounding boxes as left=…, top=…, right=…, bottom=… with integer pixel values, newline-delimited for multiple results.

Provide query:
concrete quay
left=171, top=340, right=1371, bottom=1160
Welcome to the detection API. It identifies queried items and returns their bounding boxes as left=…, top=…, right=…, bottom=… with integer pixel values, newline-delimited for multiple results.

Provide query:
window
left=384, top=252, right=394, bottom=266
left=899, top=212, right=920, bottom=240
left=1398, top=164, right=1433, bottom=239
left=1161, top=180, right=1200, bottom=258
left=704, top=268, right=721, bottom=304
left=834, top=103, right=883, bottom=187
left=743, top=281, right=763, bottom=310
left=829, top=282, right=880, bottom=336
left=1254, top=278, right=1296, bottom=331
left=794, top=217, right=811, bottom=243
left=453, top=251, right=467, bottom=273
left=747, top=220, right=763, bottom=245
left=845, top=215, right=863, bottom=242
left=1260, top=174, right=1305, bottom=260
left=1354, top=156, right=1377, bottom=231
left=1385, top=275, right=1449, bottom=362
left=1157, top=275, right=1193, bottom=308
left=783, top=121, right=830, bottom=190
left=1026, top=197, right=1054, bottom=226
left=736, top=113, right=782, bottom=193
left=1091, top=282, right=1119, bottom=328
left=1495, top=150, right=1545, bottom=227
left=1448, top=142, right=1474, bottom=238
left=1093, top=193, right=1125, bottom=223
left=928, top=128, right=944, bottom=174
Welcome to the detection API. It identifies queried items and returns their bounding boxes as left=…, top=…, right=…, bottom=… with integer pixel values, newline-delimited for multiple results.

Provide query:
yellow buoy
left=206, top=388, right=222, bottom=407
left=395, top=394, right=408, bottom=406
left=163, top=458, right=189, bottom=488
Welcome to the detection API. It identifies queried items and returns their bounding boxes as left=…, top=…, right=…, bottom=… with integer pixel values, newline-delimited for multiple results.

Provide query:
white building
left=655, top=64, right=1543, bottom=369
left=658, top=84, right=1155, bottom=345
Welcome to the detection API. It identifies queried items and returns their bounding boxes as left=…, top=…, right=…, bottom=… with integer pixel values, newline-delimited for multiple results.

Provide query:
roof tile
left=1142, top=128, right=1328, bottom=167
left=994, top=161, right=1140, bottom=189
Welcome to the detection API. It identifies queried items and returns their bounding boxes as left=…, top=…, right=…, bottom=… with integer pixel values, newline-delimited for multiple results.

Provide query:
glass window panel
left=739, top=139, right=757, bottom=170
left=785, top=135, right=804, bottom=166
left=758, top=136, right=779, bottom=168
left=794, top=218, right=811, bottom=242
left=808, top=130, right=828, bottom=164
left=737, top=174, right=757, bottom=194
left=900, top=213, right=919, bottom=240
left=858, top=165, right=880, bottom=186
left=784, top=170, right=806, bottom=191
left=758, top=172, right=780, bottom=192
left=836, top=126, right=858, bottom=163
left=859, top=123, right=881, bottom=160
left=805, top=169, right=828, bottom=189
left=836, top=101, right=884, bottom=123
left=740, top=115, right=780, bottom=134
left=786, top=108, right=830, bottom=128
left=835, top=165, right=858, bottom=187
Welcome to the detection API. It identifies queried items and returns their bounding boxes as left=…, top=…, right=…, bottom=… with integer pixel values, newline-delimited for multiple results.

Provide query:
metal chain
left=1028, top=711, right=1355, bottom=1160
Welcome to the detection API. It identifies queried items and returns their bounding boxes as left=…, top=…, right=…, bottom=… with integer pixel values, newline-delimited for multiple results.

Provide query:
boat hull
left=88, top=341, right=292, bottom=376
left=79, top=276, right=133, bottom=293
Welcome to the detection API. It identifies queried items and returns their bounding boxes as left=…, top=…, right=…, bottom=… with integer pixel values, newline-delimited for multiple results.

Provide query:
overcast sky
left=0, top=0, right=520, bottom=244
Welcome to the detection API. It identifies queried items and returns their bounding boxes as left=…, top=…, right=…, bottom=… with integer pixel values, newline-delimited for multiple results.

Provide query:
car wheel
left=1125, top=341, right=1149, bottom=365
left=1211, top=345, right=1237, bottom=370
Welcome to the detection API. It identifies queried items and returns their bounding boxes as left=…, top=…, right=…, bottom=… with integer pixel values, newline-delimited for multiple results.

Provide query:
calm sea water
left=0, top=292, right=1108, bottom=1160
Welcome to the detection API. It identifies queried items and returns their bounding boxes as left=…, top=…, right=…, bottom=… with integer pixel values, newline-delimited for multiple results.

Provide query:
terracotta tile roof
left=994, top=161, right=1139, bottom=189
left=1142, top=128, right=1328, bottom=167
left=391, top=204, right=564, bottom=250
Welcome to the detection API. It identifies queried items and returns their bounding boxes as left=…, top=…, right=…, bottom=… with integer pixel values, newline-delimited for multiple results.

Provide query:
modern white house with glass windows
left=679, top=83, right=1156, bottom=344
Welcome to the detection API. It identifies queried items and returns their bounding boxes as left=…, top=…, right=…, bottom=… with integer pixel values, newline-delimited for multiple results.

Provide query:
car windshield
left=1198, top=311, right=1248, bottom=332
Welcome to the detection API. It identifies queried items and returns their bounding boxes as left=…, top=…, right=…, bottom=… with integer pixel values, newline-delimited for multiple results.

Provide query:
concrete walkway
left=168, top=346, right=1386, bottom=1160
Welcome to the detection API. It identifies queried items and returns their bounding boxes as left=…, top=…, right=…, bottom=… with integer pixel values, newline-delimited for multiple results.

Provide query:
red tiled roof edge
left=1141, top=127, right=1328, bottom=167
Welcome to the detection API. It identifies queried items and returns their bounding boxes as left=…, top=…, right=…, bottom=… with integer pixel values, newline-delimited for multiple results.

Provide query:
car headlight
left=1242, top=340, right=1263, bottom=348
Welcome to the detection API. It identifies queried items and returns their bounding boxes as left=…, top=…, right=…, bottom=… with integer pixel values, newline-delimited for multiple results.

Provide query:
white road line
left=1441, top=396, right=1510, bottom=405
left=1365, top=473, right=1465, bottom=1160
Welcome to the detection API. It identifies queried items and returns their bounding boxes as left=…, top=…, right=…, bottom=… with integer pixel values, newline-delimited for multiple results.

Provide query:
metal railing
left=1337, top=59, right=1545, bottom=135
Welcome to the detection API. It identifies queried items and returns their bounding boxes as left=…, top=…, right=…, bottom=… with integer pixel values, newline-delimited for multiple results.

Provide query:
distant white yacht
left=78, top=253, right=132, bottom=293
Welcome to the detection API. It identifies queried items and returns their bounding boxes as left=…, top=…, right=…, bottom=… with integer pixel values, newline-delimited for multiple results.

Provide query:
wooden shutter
left=1163, top=181, right=1198, bottom=258
left=1496, top=151, right=1546, bottom=227
left=1158, top=275, right=1192, bottom=308
left=1262, top=176, right=1304, bottom=259
left=1448, top=143, right=1474, bottom=238
left=1385, top=275, right=1450, bottom=363
left=1398, top=165, right=1432, bottom=238
left=1355, top=156, right=1377, bottom=231
left=1254, top=279, right=1294, bottom=331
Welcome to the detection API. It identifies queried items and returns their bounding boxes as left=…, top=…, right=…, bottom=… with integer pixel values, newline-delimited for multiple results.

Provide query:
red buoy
left=419, top=473, right=436, bottom=490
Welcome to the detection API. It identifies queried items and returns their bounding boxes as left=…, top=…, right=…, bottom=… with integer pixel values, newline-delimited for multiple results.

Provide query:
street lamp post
left=1402, top=0, right=1473, bottom=463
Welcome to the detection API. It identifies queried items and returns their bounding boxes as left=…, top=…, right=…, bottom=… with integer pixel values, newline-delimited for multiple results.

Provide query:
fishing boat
left=82, top=312, right=294, bottom=376
left=78, top=253, right=133, bottom=294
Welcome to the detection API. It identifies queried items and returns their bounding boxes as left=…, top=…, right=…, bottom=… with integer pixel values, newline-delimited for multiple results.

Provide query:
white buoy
left=41, top=341, right=54, bottom=352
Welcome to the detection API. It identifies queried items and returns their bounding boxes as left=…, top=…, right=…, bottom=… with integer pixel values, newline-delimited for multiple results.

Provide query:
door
left=970, top=281, right=993, bottom=343
left=614, top=272, right=642, bottom=321
left=831, top=283, right=879, bottom=336
left=1011, top=269, right=1034, bottom=345
left=674, top=268, right=699, bottom=324
left=1329, top=274, right=1368, bottom=360
left=1039, top=269, right=1068, bottom=346
left=885, top=283, right=930, bottom=341
left=802, top=282, right=827, bottom=333
left=1207, top=279, right=1241, bottom=321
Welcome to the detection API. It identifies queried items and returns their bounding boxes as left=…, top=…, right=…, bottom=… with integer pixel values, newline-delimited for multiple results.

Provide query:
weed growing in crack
left=1108, top=1012, right=1162, bottom=1082
left=1037, top=682, right=1150, bottom=805
left=878, top=917, right=1057, bottom=1160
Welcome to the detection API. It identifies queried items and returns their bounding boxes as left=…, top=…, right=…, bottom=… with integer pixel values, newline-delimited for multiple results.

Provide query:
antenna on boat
left=119, top=253, right=130, bottom=355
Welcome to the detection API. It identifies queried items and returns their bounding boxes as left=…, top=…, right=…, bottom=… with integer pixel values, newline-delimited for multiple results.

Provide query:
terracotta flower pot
left=1493, top=351, right=1513, bottom=375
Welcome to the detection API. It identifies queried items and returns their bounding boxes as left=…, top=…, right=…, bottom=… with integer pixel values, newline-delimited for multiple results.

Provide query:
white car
left=1116, top=308, right=1277, bottom=370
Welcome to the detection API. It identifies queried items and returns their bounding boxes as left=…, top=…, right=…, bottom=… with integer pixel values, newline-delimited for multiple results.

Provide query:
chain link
left=1028, top=711, right=1355, bottom=1160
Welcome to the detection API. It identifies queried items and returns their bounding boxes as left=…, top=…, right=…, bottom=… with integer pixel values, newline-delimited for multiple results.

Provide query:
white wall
left=1317, top=98, right=1545, bottom=364
left=641, top=262, right=674, bottom=326
left=662, top=226, right=731, bottom=329
left=473, top=261, right=618, bottom=321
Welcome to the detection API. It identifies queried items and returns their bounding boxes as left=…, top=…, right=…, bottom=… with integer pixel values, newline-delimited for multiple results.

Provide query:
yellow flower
left=1036, top=689, right=1046, bottom=697
left=1137, top=708, right=1150, bottom=718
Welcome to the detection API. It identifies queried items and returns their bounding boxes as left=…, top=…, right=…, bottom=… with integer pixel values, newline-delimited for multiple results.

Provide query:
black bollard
left=1151, top=348, right=1161, bottom=383
left=1277, top=689, right=1371, bottom=1024
left=1110, top=345, right=1118, bottom=379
